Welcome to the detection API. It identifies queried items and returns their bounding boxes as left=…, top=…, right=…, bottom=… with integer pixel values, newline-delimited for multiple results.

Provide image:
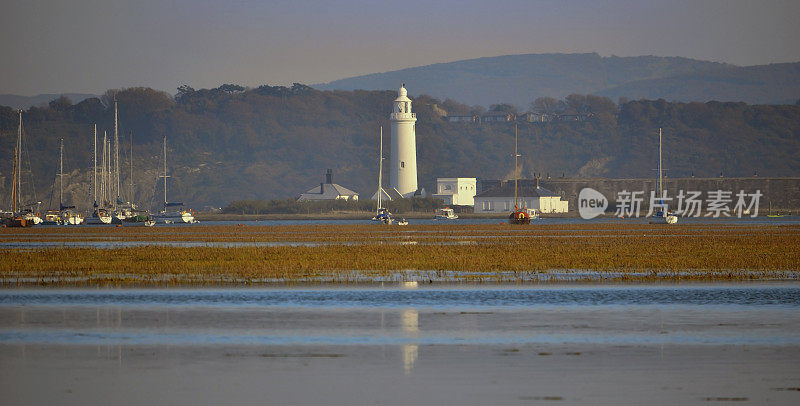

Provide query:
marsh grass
left=1, top=224, right=798, bottom=286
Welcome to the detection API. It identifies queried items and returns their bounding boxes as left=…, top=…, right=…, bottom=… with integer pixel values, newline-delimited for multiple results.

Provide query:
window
left=401, top=161, right=405, bottom=168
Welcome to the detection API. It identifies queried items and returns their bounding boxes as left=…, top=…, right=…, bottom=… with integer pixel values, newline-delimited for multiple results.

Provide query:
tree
left=530, top=97, right=559, bottom=114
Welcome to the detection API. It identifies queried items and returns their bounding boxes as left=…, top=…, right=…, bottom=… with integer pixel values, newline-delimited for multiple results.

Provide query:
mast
left=377, top=126, right=383, bottom=213
left=11, top=146, right=17, bottom=213
left=159, top=136, right=170, bottom=211
left=129, top=131, right=134, bottom=203
left=658, top=128, right=663, bottom=197
left=102, top=131, right=107, bottom=206
left=59, top=138, right=63, bottom=208
left=93, top=124, right=97, bottom=206
left=16, top=110, right=22, bottom=211
left=114, top=97, right=120, bottom=205
left=514, top=123, right=519, bottom=209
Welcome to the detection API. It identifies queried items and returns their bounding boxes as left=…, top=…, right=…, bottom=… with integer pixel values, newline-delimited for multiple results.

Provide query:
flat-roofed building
left=432, top=177, right=477, bottom=206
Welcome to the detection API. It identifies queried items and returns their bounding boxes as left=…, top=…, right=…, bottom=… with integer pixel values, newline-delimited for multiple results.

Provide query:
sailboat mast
left=11, top=147, right=18, bottom=213
left=658, top=128, right=663, bottom=197
left=16, top=110, right=22, bottom=210
left=114, top=97, right=120, bottom=204
left=59, top=138, right=64, bottom=208
left=514, top=124, right=519, bottom=209
left=377, top=126, right=383, bottom=213
left=129, top=131, right=134, bottom=202
left=163, top=136, right=168, bottom=207
left=93, top=124, right=97, bottom=206
left=102, top=131, right=107, bottom=206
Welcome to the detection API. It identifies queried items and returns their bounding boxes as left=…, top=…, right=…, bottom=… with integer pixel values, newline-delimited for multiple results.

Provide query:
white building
left=298, top=169, right=359, bottom=201
left=474, top=181, right=568, bottom=214
left=432, top=178, right=477, bottom=206
left=390, top=84, right=418, bottom=197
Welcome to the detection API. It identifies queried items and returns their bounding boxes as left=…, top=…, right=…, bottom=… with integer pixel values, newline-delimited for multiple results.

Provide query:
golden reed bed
left=1, top=223, right=798, bottom=286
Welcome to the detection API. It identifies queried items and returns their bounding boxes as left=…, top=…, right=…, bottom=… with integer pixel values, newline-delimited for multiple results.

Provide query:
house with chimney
left=297, top=169, right=359, bottom=201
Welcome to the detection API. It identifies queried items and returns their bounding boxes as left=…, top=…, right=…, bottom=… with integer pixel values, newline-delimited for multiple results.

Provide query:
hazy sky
left=1, top=0, right=798, bottom=95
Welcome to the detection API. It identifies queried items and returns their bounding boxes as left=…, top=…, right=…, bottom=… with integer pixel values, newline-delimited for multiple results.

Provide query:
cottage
left=297, top=169, right=359, bottom=201
left=446, top=115, right=477, bottom=123
left=473, top=180, right=568, bottom=214
left=480, top=111, right=516, bottom=123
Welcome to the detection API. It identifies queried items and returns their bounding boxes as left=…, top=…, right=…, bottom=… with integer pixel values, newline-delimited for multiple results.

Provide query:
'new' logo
left=578, top=188, right=608, bottom=219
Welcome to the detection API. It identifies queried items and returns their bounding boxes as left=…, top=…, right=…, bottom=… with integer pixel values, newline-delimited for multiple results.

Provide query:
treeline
left=1, top=84, right=799, bottom=210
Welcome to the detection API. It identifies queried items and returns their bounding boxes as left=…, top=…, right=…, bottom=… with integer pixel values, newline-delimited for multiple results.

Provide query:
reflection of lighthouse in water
left=401, top=309, right=419, bottom=375
left=390, top=84, right=418, bottom=197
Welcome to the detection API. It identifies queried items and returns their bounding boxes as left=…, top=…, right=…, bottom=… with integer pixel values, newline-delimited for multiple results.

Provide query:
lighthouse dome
left=399, top=84, right=407, bottom=97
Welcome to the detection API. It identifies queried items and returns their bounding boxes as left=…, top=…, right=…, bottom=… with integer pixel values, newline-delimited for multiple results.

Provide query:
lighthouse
left=390, top=84, right=418, bottom=197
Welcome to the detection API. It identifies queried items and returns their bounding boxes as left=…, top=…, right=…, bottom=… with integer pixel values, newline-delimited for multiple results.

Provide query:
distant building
left=432, top=178, right=477, bottom=206
left=520, top=112, right=552, bottom=123
left=480, top=111, right=516, bottom=122
left=473, top=179, right=568, bottom=214
left=298, top=169, right=359, bottom=201
left=446, top=115, right=477, bottom=123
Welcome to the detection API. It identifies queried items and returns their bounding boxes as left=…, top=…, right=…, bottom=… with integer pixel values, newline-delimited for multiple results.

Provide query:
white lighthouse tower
left=390, top=84, right=418, bottom=197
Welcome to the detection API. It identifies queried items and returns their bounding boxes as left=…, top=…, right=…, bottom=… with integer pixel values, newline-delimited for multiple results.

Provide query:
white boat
left=651, top=128, right=678, bottom=224
left=153, top=136, right=195, bottom=224
left=434, top=207, right=458, bottom=220
left=54, top=138, right=83, bottom=225
left=7, top=110, right=41, bottom=227
left=371, top=127, right=397, bottom=225
left=84, top=207, right=113, bottom=225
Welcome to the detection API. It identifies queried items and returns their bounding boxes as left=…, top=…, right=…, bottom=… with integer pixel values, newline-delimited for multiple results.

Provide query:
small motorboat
left=434, top=207, right=458, bottom=220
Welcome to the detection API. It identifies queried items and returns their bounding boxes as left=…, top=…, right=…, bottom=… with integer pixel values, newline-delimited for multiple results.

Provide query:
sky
left=1, top=0, right=798, bottom=95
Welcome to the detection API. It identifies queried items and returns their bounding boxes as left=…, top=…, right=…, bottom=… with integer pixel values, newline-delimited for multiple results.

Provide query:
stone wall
left=538, top=177, right=800, bottom=215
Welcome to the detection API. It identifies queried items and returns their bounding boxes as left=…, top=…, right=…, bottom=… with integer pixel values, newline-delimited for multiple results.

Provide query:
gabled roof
left=298, top=183, right=358, bottom=201
left=370, top=187, right=404, bottom=201
left=475, top=183, right=559, bottom=199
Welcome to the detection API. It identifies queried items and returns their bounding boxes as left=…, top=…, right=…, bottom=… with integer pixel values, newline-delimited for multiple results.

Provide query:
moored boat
left=434, top=207, right=458, bottom=220
left=508, top=124, right=530, bottom=225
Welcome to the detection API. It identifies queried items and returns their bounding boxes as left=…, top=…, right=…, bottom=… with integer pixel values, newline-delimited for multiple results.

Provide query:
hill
left=1, top=85, right=798, bottom=210
left=315, top=53, right=799, bottom=106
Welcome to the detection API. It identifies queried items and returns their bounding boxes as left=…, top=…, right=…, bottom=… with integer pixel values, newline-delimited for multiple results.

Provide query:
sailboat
left=120, top=131, right=152, bottom=224
left=55, top=138, right=84, bottom=225
left=651, top=128, right=678, bottom=224
left=371, top=126, right=396, bottom=224
left=3, top=110, right=40, bottom=227
left=508, top=124, right=530, bottom=224
left=85, top=124, right=113, bottom=225
left=152, top=136, right=195, bottom=224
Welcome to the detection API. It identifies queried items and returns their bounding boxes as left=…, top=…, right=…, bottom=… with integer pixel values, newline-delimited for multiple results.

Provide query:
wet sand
left=2, top=301, right=799, bottom=405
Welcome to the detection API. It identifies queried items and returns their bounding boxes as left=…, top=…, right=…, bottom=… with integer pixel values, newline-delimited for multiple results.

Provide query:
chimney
left=326, top=169, right=332, bottom=184
left=320, top=183, right=324, bottom=194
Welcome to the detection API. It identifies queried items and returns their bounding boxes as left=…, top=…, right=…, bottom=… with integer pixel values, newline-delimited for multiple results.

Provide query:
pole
left=17, top=110, right=22, bottom=210
left=114, top=97, right=120, bottom=204
left=377, top=126, right=383, bottom=213
left=129, top=131, right=134, bottom=204
left=658, top=128, right=663, bottom=197
left=163, top=136, right=167, bottom=208
left=59, top=138, right=63, bottom=208
left=93, top=124, right=97, bottom=206
left=514, top=123, right=518, bottom=209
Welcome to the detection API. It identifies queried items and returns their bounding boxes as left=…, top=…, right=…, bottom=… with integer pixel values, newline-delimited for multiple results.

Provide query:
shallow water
left=1, top=285, right=798, bottom=347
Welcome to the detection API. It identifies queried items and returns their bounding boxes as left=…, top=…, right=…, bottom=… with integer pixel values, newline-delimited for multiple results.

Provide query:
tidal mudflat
left=1, top=285, right=799, bottom=405
left=1, top=223, right=798, bottom=285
